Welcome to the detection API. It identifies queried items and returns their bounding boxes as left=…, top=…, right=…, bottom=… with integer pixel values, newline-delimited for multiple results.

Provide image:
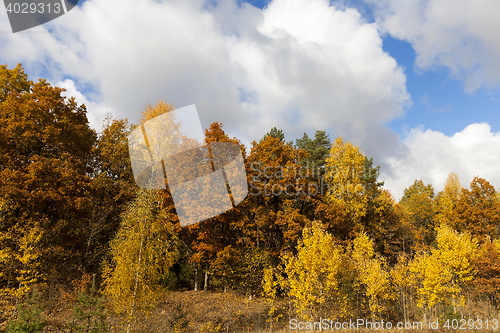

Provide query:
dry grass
left=2, top=287, right=499, bottom=333
left=0, top=287, right=286, bottom=333
left=114, top=290, right=286, bottom=333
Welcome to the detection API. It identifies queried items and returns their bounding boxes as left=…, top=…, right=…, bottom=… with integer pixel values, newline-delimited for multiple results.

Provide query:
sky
left=0, top=0, right=499, bottom=200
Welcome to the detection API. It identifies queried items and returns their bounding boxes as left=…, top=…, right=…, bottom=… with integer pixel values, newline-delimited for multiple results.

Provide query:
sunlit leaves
left=434, top=173, right=463, bottom=229
left=243, top=132, right=310, bottom=257
left=407, top=224, right=477, bottom=313
left=0, top=64, right=32, bottom=102
left=351, top=232, right=395, bottom=318
left=102, top=189, right=179, bottom=321
left=281, top=223, right=346, bottom=320
left=324, top=137, right=368, bottom=226
left=325, top=137, right=367, bottom=212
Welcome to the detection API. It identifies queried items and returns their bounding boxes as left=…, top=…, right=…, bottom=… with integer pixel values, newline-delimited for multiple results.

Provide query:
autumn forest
left=1, top=64, right=500, bottom=332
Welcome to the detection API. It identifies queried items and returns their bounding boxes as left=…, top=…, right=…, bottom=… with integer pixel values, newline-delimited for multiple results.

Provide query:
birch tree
left=102, top=189, right=179, bottom=332
left=281, top=223, right=346, bottom=320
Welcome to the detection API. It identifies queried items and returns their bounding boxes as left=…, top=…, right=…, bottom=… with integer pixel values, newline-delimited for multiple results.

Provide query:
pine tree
left=294, top=131, right=332, bottom=218
left=262, top=127, right=285, bottom=143
left=71, top=275, right=107, bottom=333
left=6, top=288, right=46, bottom=333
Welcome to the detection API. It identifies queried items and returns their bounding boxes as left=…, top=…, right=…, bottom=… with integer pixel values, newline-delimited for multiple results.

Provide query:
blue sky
left=1, top=0, right=499, bottom=199
left=383, top=35, right=500, bottom=137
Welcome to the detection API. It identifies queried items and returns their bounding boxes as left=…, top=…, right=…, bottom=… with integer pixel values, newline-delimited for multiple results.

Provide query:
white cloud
left=369, top=0, right=500, bottom=92
left=223, top=0, right=410, bottom=145
left=0, top=0, right=409, bottom=150
left=381, top=123, right=500, bottom=200
left=56, top=79, right=115, bottom=133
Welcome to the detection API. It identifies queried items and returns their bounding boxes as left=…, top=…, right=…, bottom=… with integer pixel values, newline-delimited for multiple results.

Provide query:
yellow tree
left=0, top=223, right=44, bottom=315
left=443, top=172, right=462, bottom=203
left=13, top=227, right=44, bottom=299
left=435, top=224, right=477, bottom=311
left=0, top=197, right=14, bottom=300
left=408, top=251, right=450, bottom=323
left=102, top=189, right=179, bottom=332
left=323, top=137, right=368, bottom=239
left=139, top=100, right=175, bottom=124
left=262, top=266, right=284, bottom=329
left=434, top=172, right=462, bottom=229
left=281, top=223, right=346, bottom=320
left=391, top=254, right=415, bottom=322
left=408, top=224, right=477, bottom=321
left=351, top=232, right=394, bottom=319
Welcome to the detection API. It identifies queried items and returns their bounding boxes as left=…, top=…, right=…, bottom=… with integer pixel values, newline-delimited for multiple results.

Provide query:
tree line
left=1, top=64, right=500, bottom=327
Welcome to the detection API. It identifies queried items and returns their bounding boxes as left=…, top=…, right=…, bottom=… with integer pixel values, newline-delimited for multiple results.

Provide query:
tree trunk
left=194, top=265, right=198, bottom=291
left=127, top=234, right=144, bottom=333
left=423, top=307, right=427, bottom=327
left=204, top=264, right=209, bottom=291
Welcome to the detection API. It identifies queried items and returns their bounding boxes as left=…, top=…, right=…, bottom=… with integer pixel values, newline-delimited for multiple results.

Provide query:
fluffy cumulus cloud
left=382, top=123, right=500, bottom=200
left=0, top=0, right=244, bottom=131
left=0, top=0, right=409, bottom=150
left=368, top=0, right=500, bottom=92
left=223, top=0, right=410, bottom=147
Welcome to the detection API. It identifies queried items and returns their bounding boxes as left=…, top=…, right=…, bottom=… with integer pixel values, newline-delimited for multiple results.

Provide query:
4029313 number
left=443, top=318, right=498, bottom=330
left=5, top=2, right=61, bottom=14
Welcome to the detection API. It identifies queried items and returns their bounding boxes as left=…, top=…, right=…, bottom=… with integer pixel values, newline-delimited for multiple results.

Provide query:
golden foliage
left=408, top=224, right=477, bottom=313
left=351, top=232, right=395, bottom=318
left=102, top=189, right=179, bottom=326
left=324, top=137, right=368, bottom=224
left=281, top=223, right=346, bottom=320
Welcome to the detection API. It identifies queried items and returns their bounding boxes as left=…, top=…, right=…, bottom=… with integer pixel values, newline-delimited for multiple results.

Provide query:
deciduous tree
left=281, top=223, right=346, bottom=320
left=399, top=180, right=436, bottom=251
left=350, top=232, right=395, bottom=319
left=456, top=177, right=500, bottom=240
left=434, top=172, right=462, bottom=229
left=471, top=238, right=500, bottom=308
left=102, top=189, right=179, bottom=331
left=85, top=116, right=138, bottom=273
left=408, top=225, right=477, bottom=321
left=322, top=137, right=368, bottom=240
left=244, top=133, right=308, bottom=257
left=0, top=63, right=96, bottom=291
